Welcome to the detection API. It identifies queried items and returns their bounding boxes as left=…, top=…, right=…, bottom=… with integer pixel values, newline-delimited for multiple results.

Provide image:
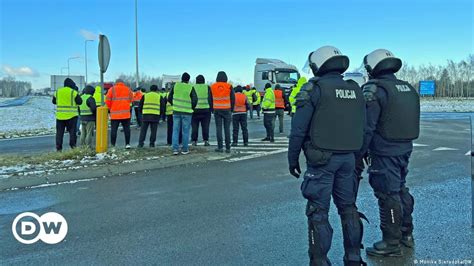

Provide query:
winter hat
left=235, top=85, right=243, bottom=93
left=84, top=85, right=95, bottom=95
left=181, top=72, right=191, bottom=82
left=216, top=71, right=228, bottom=82
left=265, top=83, right=272, bottom=89
left=196, top=75, right=205, bottom=84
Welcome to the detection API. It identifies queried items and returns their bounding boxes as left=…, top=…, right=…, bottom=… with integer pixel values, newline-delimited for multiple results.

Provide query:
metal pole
left=135, top=0, right=139, bottom=89
left=85, top=40, right=94, bottom=84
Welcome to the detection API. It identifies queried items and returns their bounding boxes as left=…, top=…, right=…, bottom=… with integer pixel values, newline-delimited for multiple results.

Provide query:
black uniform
left=288, top=72, right=366, bottom=265
left=360, top=73, right=419, bottom=255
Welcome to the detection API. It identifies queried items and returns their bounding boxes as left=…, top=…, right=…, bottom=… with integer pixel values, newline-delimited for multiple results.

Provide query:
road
left=0, top=114, right=274, bottom=155
left=0, top=113, right=473, bottom=265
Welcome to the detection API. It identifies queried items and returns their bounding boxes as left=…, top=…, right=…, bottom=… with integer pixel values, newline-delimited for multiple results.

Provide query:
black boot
left=401, top=233, right=415, bottom=248
left=366, top=193, right=403, bottom=257
left=344, top=258, right=367, bottom=266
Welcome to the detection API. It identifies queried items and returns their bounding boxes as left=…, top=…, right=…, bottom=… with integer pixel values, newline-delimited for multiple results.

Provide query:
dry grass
left=0, top=146, right=208, bottom=168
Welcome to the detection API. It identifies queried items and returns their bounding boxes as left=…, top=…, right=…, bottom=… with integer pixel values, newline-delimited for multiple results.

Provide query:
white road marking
left=231, top=146, right=286, bottom=150
left=432, top=147, right=459, bottom=151
left=224, top=148, right=288, bottom=162
left=466, top=150, right=472, bottom=156
left=413, top=143, right=429, bottom=147
left=245, top=143, right=289, bottom=147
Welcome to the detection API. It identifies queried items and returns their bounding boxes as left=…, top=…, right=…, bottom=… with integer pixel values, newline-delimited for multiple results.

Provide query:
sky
left=0, top=0, right=473, bottom=89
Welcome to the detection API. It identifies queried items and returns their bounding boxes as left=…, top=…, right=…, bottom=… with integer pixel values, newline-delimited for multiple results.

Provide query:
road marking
left=245, top=143, right=288, bottom=147
left=432, top=147, right=459, bottom=151
left=223, top=148, right=287, bottom=162
left=466, top=150, right=472, bottom=156
left=231, top=146, right=286, bottom=150
left=413, top=143, right=429, bottom=147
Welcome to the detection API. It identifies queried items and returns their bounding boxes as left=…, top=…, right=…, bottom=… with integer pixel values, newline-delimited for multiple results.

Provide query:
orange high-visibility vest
left=106, top=82, right=133, bottom=120
left=211, top=82, right=232, bottom=110
left=274, top=89, right=285, bottom=109
left=133, top=91, right=143, bottom=104
left=233, top=92, right=247, bottom=113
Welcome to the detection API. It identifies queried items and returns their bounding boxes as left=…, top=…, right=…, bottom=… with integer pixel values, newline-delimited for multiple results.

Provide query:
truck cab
left=254, top=58, right=300, bottom=96
left=161, top=74, right=181, bottom=92
left=343, top=72, right=367, bottom=87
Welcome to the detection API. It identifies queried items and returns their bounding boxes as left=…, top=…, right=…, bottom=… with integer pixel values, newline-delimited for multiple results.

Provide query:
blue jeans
left=172, top=114, right=192, bottom=152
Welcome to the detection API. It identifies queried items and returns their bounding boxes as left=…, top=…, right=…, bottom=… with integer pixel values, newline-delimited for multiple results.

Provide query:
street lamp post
left=85, top=40, right=94, bottom=84
left=67, top=56, right=80, bottom=76
left=135, top=0, right=139, bottom=89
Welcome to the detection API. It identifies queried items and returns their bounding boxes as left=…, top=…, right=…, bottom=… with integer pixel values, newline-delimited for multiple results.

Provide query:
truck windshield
left=275, top=71, right=299, bottom=84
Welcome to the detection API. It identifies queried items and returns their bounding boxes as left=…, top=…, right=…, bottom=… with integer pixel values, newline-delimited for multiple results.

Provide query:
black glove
left=289, top=162, right=301, bottom=178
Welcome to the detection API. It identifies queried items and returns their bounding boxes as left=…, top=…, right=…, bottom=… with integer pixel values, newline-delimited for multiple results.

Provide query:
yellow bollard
left=96, top=106, right=109, bottom=153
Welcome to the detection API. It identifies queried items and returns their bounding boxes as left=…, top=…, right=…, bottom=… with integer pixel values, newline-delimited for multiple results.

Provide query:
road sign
left=419, top=80, right=436, bottom=96
left=98, top=34, right=111, bottom=73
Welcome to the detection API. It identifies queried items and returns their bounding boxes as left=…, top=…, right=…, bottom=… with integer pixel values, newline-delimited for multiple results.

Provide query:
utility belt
left=303, top=141, right=332, bottom=166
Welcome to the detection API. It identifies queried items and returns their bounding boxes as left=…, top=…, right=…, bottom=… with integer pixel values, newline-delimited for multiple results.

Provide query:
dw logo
left=12, top=212, right=68, bottom=244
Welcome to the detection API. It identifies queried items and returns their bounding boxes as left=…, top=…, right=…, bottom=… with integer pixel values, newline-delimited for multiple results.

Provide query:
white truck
left=343, top=72, right=367, bottom=87
left=161, top=74, right=181, bottom=91
left=51, top=75, right=85, bottom=92
left=254, top=58, right=300, bottom=95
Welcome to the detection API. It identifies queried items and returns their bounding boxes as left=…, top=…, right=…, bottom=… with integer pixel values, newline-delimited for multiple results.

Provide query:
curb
left=0, top=152, right=232, bottom=191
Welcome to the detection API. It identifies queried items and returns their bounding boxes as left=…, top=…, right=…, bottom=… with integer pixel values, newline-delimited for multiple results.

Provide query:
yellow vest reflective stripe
left=165, top=92, right=173, bottom=115
left=262, top=88, right=275, bottom=113
left=79, top=94, right=93, bottom=116
left=142, top=92, right=161, bottom=115
left=173, top=82, right=193, bottom=113
left=55, top=87, right=79, bottom=120
left=194, top=84, right=210, bottom=109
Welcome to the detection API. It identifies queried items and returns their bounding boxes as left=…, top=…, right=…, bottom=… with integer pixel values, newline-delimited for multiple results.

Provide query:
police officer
left=360, top=49, right=419, bottom=257
left=288, top=46, right=366, bottom=266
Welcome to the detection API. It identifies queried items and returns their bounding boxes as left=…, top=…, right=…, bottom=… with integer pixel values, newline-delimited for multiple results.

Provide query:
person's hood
left=216, top=71, right=228, bottom=82
left=64, top=78, right=76, bottom=89
left=196, top=75, right=205, bottom=84
left=296, top=77, right=307, bottom=88
left=84, top=85, right=95, bottom=95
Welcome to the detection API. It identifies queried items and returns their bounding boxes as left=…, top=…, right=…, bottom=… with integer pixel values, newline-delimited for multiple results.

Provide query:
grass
left=0, top=146, right=208, bottom=168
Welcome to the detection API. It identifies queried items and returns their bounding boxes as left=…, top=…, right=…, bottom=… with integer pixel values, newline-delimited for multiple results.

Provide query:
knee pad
left=375, top=192, right=402, bottom=241
left=339, top=205, right=366, bottom=261
left=306, top=202, right=333, bottom=264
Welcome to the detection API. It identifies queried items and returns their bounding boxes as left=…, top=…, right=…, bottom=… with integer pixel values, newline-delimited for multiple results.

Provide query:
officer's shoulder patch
left=295, top=82, right=315, bottom=107
left=362, top=83, right=378, bottom=102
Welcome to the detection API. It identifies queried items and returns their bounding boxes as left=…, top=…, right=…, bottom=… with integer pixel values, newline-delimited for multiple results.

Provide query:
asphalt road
left=0, top=113, right=473, bottom=265
left=0, top=113, right=274, bottom=155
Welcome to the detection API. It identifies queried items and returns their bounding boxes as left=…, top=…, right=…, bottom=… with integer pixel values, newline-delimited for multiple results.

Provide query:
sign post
left=96, top=34, right=111, bottom=153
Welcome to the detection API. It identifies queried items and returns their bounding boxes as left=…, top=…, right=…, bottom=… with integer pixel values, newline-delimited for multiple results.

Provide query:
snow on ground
left=0, top=96, right=472, bottom=139
left=420, top=98, right=473, bottom=112
left=0, top=97, right=14, bottom=103
left=0, top=96, right=56, bottom=138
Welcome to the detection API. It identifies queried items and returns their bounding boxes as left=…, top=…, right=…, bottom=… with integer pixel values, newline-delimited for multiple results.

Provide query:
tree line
left=0, top=77, right=32, bottom=97
left=396, top=55, right=473, bottom=97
